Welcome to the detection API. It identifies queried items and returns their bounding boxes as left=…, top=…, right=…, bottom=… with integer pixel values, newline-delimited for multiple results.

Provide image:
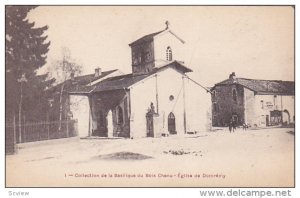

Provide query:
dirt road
left=6, top=128, right=294, bottom=187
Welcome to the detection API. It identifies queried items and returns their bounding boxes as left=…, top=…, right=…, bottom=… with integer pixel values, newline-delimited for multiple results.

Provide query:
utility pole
left=182, top=75, right=187, bottom=134
left=17, top=73, right=27, bottom=143
left=155, top=74, right=159, bottom=114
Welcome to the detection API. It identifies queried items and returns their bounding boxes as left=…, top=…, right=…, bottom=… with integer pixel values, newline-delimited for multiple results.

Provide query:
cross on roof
left=165, top=20, right=170, bottom=30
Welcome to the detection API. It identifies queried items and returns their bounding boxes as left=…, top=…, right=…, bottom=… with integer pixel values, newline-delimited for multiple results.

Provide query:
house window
left=232, top=89, right=237, bottom=102
left=117, top=106, right=123, bottom=125
left=166, top=46, right=172, bottom=61
left=261, top=100, right=264, bottom=109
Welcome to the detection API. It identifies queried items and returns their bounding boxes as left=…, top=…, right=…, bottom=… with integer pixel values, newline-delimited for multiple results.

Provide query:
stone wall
left=212, top=84, right=245, bottom=126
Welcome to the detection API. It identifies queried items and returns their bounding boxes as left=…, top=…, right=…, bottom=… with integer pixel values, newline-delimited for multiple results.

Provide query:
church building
left=68, top=22, right=212, bottom=138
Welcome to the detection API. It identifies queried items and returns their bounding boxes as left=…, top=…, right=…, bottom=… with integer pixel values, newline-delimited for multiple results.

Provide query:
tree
left=49, top=47, right=82, bottom=131
left=6, top=6, right=52, bottom=142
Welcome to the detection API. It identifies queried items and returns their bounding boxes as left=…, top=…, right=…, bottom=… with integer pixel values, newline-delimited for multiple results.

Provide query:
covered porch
left=89, top=89, right=131, bottom=138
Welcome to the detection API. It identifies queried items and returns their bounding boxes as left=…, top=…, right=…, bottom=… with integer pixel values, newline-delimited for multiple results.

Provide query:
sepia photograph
left=5, top=5, right=295, bottom=187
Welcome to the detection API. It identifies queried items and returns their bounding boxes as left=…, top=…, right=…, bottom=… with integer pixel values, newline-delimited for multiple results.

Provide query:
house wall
left=244, top=88, right=255, bottom=126
left=252, top=95, right=277, bottom=127
left=250, top=94, right=295, bottom=127
left=211, top=84, right=245, bottom=126
left=69, top=95, right=90, bottom=137
left=153, top=31, right=186, bottom=67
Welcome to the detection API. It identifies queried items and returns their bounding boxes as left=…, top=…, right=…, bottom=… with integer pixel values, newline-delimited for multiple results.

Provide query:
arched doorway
left=282, top=109, right=290, bottom=125
left=168, top=112, right=176, bottom=134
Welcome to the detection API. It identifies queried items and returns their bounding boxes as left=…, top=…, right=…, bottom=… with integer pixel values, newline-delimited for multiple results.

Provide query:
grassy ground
left=6, top=127, right=294, bottom=187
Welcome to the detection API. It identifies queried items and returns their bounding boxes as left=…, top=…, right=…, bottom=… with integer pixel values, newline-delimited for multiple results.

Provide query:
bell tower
left=129, top=21, right=185, bottom=75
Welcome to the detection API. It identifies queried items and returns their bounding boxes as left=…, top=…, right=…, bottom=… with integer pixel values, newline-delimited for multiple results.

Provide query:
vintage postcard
left=5, top=5, right=295, bottom=187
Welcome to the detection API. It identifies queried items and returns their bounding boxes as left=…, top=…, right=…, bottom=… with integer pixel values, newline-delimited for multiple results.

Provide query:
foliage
left=5, top=6, right=53, bottom=122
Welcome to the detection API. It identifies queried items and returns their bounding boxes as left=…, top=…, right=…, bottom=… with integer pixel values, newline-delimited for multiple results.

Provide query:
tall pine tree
left=6, top=6, right=53, bottom=126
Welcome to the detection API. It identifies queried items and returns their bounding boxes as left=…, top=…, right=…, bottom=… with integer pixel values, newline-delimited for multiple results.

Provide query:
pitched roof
left=71, top=69, right=118, bottom=85
left=47, top=69, right=117, bottom=94
left=129, top=29, right=185, bottom=46
left=69, top=61, right=192, bottom=94
left=129, top=30, right=165, bottom=46
left=214, top=78, right=295, bottom=95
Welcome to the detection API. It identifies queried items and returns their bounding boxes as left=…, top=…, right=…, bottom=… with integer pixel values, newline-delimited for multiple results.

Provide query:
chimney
left=229, top=72, right=236, bottom=79
left=95, top=67, right=102, bottom=77
left=70, top=72, right=75, bottom=80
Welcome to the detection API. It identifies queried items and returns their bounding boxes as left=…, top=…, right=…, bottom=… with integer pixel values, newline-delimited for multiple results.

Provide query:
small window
left=117, top=106, right=123, bottom=125
left=166, top=46, right=172, bottom=61
left=232, top=89, right=237, bottom=102
left=261, top=100, right=264, bottom=109
left=169, top=95, right=174, bottom=101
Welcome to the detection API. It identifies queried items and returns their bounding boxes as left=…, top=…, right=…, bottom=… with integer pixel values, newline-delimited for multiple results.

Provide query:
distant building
left=68, top=22, right=212, bottom=138
left=211, top=72, right=294, bottom=127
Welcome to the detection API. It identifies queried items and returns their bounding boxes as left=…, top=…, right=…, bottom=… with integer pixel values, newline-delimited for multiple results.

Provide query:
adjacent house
left=68, top=24, right=212, bottom=138
left=211, top=72, right=295, bottom=127
left=45, top=69, right=123, bottom=127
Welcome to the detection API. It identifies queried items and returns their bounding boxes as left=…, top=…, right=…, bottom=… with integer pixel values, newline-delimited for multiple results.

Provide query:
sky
left=28, top=6, right=294, bottom=87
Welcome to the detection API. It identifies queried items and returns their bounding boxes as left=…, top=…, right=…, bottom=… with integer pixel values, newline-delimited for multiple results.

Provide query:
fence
left=5, top=119, right=78, bottom=154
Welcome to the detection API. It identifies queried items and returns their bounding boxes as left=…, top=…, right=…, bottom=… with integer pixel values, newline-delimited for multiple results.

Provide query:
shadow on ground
left=95, top=152, right=153, bottom=161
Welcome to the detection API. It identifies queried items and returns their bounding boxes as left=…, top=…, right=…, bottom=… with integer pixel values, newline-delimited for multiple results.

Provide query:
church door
left=168, top=112, right=176, bottom=134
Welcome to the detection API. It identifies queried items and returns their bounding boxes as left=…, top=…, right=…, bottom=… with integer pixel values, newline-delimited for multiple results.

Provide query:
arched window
left=117, top=106, right=123, bottom=125
left=166, top=46, right=172, bottom=61
left=168, top=112, right=176, bottom=134
left=232, top=89, right=237, bottom=102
